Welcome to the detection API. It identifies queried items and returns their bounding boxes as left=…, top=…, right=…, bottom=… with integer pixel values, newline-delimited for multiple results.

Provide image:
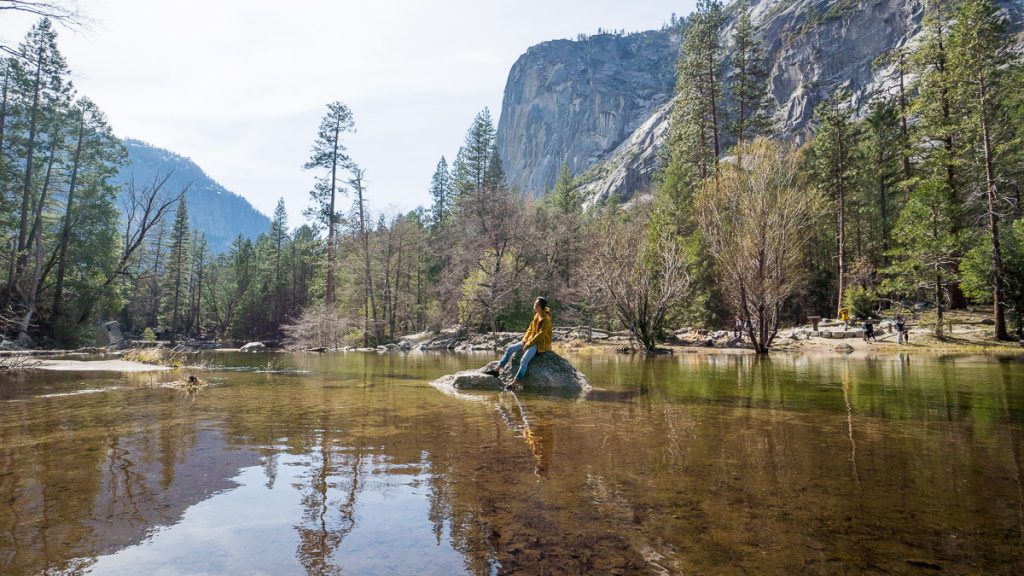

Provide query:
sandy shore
left=33, top=359, right=171, bottom=372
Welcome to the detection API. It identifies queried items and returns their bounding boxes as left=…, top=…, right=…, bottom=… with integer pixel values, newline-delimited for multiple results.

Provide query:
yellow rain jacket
left=522, top=307, right=553, bottom=353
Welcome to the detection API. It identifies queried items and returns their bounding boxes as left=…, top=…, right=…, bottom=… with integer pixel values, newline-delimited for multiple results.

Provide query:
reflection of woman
left=498, top=393, right=553, bottom=477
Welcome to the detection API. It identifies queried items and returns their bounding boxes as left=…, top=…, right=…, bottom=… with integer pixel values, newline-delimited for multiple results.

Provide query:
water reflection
left=1, top=351, right=1023, bottom=574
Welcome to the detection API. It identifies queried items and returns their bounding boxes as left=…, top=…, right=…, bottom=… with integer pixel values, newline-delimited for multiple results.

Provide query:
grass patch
left=123, top=347, right=188, bottom=367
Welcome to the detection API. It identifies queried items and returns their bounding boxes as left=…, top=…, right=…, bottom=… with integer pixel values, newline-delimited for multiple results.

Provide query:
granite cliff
left=495, top=0, right=1024, bottom=205
left=494, top=30, right=678, bottom=199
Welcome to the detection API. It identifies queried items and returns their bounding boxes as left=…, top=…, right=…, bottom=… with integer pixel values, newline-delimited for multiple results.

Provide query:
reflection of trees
left=0, top=386, right=256, bottom=576
left=998, top=362, right=1024, bottom=572
left=7, top=355, right=1024, bottom=574
left=295, top=428, right=363, bottom=576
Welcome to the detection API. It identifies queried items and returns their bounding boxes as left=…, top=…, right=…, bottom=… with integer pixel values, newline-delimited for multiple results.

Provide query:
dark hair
left=535, top=297, right=548, bottom=309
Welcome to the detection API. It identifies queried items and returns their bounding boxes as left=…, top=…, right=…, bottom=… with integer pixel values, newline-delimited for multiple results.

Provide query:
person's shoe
left=504, top=379, right=521, bottom=392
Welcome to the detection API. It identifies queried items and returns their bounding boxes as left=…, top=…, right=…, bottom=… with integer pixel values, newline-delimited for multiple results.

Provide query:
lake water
left=2, top=351, right=1023, bottom=575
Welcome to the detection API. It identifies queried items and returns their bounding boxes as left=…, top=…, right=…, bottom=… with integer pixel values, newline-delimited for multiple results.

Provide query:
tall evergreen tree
left=549, top=163, right=580, bottom=215
left=428, top=156, right=453, bottom=229
left=861, top=98, right=903, bottom=265
left=948, top=0, right=1014, bottom=339
left=304, top=101, right=354, bottom=307
left=727, top=0, right=771, bottom=155
left=163, top=196, right=190, bottom=343
left=657, top=1, right=725, bottom=232
left=811, top=93, right=858, bottom=314
left=452, top=108, right=497, bottom=197
left=269, top=198, right=289, bottom=326
left=909, top=0, right=969, bottom=309
left=4, top=17, right=73, bottom=329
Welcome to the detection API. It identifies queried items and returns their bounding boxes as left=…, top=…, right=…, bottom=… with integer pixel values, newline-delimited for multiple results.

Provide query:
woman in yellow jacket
left=489, top=297, right=552, bottom=386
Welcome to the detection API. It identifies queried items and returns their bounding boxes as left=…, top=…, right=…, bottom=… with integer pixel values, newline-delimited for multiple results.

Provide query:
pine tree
left=188, top=231, right=208, bottom=337
left=948, top=0, right=1013, bottom=339
left=304, top=101, right=354, bottom=307
left=861, top=98, right=903, bottom=265
left=428, top=156, right=453, bottom=229
left=3, top=18, right=74, bottom=336
left=657, top=2, right=725, bottom=233
left=884, top=179, right=960, bottom=336
left=163, top=196, right=190, bottom=343
left=811, top=92, right=859, bottom=314
left=348, top=164, right=376, bottom=346
left=269, top=198, right=289, bottom=326
left=549, top=163, right=580, bottom=215
left=727, top=1, right=772, bottom=155
left=452, top=108, right=497, bottom=197
left=51, top=97, right=123, bottom=321
left=909, top=0, right=969, bottom=309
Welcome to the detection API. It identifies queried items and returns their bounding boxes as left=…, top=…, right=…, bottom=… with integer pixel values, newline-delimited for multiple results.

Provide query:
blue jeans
left=498, top=341, right=537, bottom=380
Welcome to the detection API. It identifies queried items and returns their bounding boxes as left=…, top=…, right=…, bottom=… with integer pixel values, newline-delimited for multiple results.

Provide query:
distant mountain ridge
left=114, top=139, right=271, bottom=253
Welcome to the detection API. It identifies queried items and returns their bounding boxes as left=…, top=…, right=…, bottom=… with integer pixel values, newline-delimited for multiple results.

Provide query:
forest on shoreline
left=1, top=0, right=1023, bottom=354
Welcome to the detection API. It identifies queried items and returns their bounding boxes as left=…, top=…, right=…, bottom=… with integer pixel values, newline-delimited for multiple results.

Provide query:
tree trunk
left=325, top=124, right=339, bottom=306
left=708, top=48, right=721, bottom=194
left=14, top=52, right=44, bottom=291
left=836, top=118, right=847, bottom=316
left=898, top=52, right=912, bottom=186
left=978, top=82, right=1009, bottom=340
left=936, top=31, right=967, bottom=310
left=53, top=113, right=86, bottom=318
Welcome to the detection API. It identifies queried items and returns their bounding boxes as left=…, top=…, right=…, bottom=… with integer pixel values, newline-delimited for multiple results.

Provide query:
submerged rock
left=432, top=369, right=504, bottom=391
left=431, top=352, right=591, bottom=393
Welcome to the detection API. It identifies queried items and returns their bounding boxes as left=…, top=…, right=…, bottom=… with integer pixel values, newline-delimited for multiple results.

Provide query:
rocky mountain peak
left=495, top=0, right=1024, bottom=205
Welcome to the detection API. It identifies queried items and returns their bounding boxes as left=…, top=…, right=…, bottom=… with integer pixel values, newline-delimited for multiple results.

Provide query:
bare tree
left=455, top=184, right=530, bottom=345
left=71, top=174, right=186, bottom=325
left=590, top=207, right=691, bottom=352
left=0, top=2, right=85, bottom=57
left=281, top=303, right=353, bottom=350
left=697, top=138, right=824, bottom=354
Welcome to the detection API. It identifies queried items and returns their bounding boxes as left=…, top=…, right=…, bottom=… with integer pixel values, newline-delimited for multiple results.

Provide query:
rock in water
left=432, top=369, right=504, bottom=391
left=431, top=352, right=591, bottom=393
left=503, top=352, right=591, bottom=391
left=240, top=341, right=266, bottom=352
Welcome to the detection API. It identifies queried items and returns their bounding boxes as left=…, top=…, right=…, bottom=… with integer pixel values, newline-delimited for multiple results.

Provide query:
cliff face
left=494, top=30, right=678, bottom=198
left=496, top=0, right=1024, bottom=205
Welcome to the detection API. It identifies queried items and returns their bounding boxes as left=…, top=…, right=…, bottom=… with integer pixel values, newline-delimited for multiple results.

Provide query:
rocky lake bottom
left=2, top=351, right=1023, bottom=575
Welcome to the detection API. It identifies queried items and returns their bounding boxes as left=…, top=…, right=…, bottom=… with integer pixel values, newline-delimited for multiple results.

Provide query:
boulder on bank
left=431, top=352, right=591, bottom=393
left=240, top=341, right=266, bottom=352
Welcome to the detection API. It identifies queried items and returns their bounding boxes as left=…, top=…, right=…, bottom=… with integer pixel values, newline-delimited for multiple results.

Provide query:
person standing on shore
left=863, top=318, right=877, bottom=343
left=895, top=315, right=908, bottom=345
left=486, top=297, right=553, bottom=389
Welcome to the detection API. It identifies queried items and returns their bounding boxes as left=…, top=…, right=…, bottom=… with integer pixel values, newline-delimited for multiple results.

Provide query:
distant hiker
left=734, top=316, right=743, bottom=339
left=895, top=315, right=908, bottom=345
left=863, top=319, right=877, bottom=343
left=486, top=297, right=553, bottom=390
left=839, top=307, right=850, bottom=330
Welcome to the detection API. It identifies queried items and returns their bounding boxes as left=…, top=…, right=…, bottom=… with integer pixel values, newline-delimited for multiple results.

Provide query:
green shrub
left=142, top=327, right=157, bottom=342
left=844, top=286, right=877, bottom=319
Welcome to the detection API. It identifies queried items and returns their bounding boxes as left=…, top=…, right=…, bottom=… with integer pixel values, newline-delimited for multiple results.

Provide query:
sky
left=0, top=0, right=692, bottom=225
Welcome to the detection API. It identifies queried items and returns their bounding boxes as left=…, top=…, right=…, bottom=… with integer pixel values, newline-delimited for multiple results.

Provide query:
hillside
left=495, top=0, right=1024, bottom=204
left=114, top=139, right=271, bottom=253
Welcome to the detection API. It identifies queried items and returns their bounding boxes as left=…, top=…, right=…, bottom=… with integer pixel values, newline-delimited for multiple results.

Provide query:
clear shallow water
left=2, top=351, right=1023, bottom=575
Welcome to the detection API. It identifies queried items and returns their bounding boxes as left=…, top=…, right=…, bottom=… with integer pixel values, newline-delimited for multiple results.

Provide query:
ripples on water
left=1, top=351, right=1023, bottom=575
